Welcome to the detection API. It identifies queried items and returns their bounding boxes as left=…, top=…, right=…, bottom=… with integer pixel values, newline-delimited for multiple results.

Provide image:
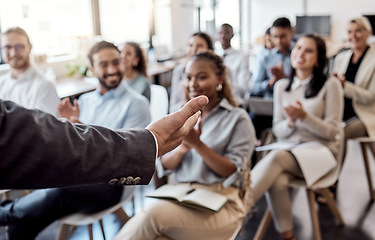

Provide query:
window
left=0, top=0, right=93, bottom=56
left=99, top=0, right=152, bottom=45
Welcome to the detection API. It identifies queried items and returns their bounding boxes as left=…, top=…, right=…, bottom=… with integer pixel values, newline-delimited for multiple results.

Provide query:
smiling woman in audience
left=114, top=51, right=256, bottom=240
left=120, top=41, right=151, bottom=101
left=169, top=32, right=214, bottom=113
left=332, top=17, right=375, bottom=141
left=251, top=34, right=343, bottom=240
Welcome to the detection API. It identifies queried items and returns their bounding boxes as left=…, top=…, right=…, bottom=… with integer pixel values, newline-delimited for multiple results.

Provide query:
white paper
left=290, top=141, right=337, bottom=186
left=255, top=142, right=298, bottom=151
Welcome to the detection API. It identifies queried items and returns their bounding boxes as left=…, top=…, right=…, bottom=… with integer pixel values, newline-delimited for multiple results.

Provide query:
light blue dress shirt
left=78, top=80, right=151, bottom=129
left=157, top=98, right=256, bottom=187
left=251, top=46, right=293, bottom=98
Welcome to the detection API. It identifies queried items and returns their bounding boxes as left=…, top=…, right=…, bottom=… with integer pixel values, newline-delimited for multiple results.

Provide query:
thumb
left=296, top=101, right=303, bottom=108
left=178, top=96, right=208, bottom=123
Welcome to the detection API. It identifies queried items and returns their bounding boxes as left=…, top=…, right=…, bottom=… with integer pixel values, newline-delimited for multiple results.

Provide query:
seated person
left=0, top=27, right=59, bottom=115
left=250, top=17, right=294, bottom=139
left=114, top=51, right=256, bottom=240
left=169, top=32, right=214, bottom=113
left=251, top=34, right=343, bottom=240
left=325, top=17, right=375, bottom=202
left=0, top=41, right=151, bottom=240
left=216, top=23, right=251, bottom=106
left=332, top=17, right=375, bottom=143
left=120, top=41, right=151, bottom=101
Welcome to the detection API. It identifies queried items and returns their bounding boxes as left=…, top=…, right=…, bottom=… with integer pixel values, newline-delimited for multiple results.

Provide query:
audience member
left=264, top=27, right=275, bottom=51
left=169, top=32, right=214, bottom=113
left=120, top=41, right=151, bottom=101
left=216, top=23, right=251, bottom=106
left=0, top=41, right=151, bottom=240
left=322, top=17, right=375, bottom=203
left=332, top=17, right=375, bottom=140
left=250, top=17, right=294, bottom=139
left=251, top=34, right=343, bottom=240
left=114, top=51, right=256, bottom=240
left=0, top=27, right=59, bottom=115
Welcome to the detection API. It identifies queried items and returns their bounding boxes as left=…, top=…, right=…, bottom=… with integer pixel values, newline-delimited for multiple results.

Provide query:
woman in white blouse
left=114, top=51, right=256, bottom=240
left=251, top=34, right=343, bottom=240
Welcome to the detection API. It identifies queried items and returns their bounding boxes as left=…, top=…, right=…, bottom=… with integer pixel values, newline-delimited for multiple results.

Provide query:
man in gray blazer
left=0, top=95, right=208, bottom=189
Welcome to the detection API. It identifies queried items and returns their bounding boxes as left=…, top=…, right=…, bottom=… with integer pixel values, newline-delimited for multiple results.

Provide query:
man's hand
left=146, top=96, right=209, bottom=157
left=57, top=98, right=80, bottom=121
left=269, top=61, right=286, bottom=85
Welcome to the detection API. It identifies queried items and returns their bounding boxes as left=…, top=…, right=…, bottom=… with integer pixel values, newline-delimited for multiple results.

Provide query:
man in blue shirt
left=250, top=17, right=294, bottom=139
left=0, top=41, right=151, bottom=239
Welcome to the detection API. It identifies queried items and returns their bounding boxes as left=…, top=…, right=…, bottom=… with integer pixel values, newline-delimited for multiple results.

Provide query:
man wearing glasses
left=0, top=27, right=59, bottom=115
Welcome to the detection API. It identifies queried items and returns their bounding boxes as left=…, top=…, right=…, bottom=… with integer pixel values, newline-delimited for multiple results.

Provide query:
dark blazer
left=0, top=100, right=156, bottom=189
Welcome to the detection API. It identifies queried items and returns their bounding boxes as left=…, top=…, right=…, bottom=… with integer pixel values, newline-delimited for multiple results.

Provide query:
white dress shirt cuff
left=148, top=130, right=159, bottom=160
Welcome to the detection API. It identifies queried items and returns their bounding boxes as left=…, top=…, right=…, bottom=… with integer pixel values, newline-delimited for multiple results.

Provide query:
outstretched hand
left=146, top=95, right=208, bottom=157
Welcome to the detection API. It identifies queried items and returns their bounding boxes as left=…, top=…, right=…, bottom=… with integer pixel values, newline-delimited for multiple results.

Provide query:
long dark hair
left=125, top=41, right=148, bottom=77
left=285, top=34, right=327, bottom=98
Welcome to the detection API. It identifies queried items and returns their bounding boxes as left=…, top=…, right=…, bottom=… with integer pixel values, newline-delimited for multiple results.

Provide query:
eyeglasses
left=1, top=44, right=27, bottom=52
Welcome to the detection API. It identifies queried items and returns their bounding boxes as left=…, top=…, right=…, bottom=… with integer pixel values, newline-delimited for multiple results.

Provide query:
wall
left=250, top=0, right=375, bottom=43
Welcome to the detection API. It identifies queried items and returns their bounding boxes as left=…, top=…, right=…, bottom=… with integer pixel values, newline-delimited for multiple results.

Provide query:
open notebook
left=147, top=184, right=228, bottom=212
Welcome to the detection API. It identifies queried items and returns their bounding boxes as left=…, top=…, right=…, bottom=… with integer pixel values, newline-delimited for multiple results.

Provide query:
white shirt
left=216, top=47, right=251, bottom=105
left=0, top=65, right=60, bottom=116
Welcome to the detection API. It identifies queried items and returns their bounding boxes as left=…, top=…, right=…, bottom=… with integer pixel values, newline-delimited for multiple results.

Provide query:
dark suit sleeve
left=0, top=100, right=156, bottom=189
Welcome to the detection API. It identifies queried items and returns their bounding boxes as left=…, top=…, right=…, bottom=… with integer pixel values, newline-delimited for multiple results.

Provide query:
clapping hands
left=57, top=98, right=80, bottom=122
left=284, top=101, right=307, bottom=126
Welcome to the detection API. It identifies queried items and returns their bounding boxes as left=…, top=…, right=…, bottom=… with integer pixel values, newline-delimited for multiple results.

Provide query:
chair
left=149, top=84, right=169, bottom=122
left=351, top=137, right=375, bottom=201
left=56, top=186, right=137, bottom=240
left=254, top=128, right=345, bottom=240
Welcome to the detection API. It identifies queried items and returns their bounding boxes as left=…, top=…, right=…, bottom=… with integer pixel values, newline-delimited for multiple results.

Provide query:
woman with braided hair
left=114, top=51, right=256, bottom=240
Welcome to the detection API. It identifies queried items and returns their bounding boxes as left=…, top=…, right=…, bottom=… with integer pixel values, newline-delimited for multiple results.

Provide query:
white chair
left=254, top=129, right=345, bottom=240
left=350, top=137, right=375, bottom=201
left=56, top=186, right=137, bottom=240
left=149, top=84, right=169, bottom=122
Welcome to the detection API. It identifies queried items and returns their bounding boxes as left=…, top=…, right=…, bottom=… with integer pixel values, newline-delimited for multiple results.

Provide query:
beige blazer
left=333, top=47, right=375, bottom=137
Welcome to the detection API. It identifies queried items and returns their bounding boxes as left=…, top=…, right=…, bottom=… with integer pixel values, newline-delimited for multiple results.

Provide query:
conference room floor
left=1, top=140, right=374, bottom=240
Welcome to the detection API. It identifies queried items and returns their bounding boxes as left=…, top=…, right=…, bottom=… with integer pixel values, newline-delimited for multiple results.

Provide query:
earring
left=216, top=84, right=223, bottom=92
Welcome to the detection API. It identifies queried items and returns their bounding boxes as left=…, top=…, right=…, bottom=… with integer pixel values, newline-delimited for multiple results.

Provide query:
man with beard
left=0, top=27, right=59, bottom=115
left=0, top=41, right=151, bottom=239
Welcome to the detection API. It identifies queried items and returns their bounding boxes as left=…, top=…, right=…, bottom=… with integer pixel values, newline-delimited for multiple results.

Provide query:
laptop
left=247, top=97, right=273, bottom=116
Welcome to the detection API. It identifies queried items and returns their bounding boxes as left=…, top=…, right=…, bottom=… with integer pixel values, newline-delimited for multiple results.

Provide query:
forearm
left=161, top=146, right=189, bottom=170
left=193, top=141, right=236, bottom=177
left=345, top=81, right=375, bottom=105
